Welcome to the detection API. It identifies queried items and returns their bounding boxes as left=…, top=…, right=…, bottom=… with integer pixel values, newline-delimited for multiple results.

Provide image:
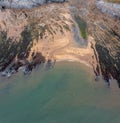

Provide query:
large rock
left=96, top=0, right=120, bottom=18
left=0, top=0, right=67, bottom=8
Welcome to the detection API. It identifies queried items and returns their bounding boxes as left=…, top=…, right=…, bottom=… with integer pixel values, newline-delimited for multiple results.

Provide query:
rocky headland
left=70, top=0, right=120, bottom=87
left=0, top=1, right=93, bottom=77
left=0, top=0, right=120, bottom=87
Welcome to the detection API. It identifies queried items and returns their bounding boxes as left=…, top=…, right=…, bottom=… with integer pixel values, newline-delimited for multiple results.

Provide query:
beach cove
left=0, top=62, right=120, bottom=123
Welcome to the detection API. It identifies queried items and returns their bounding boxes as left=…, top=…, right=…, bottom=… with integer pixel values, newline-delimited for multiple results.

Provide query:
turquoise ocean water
left=0, top=62, right=120, bottom=123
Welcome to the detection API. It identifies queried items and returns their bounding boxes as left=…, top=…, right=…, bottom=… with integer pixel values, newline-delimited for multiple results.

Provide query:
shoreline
left=56, top=58, right=92, bottom=68
left=0, top=58, right=117, bottom=89
left=0, top=57, right=93, bottom=78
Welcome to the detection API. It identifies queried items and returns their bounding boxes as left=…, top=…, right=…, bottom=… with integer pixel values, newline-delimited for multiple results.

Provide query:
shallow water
left=0, top=62, right=120, bottom=123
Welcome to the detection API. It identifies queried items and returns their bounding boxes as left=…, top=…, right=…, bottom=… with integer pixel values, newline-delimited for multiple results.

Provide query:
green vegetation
left=74, top=16, right=87, bottom=39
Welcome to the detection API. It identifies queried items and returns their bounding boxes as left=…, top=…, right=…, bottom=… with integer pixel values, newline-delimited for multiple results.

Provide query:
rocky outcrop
left=96, top=0, right=120, bottom=18
left=0, top=0, right=119, bottom=88
left=0, top=2, right=74, bottom=76
left=71, top=0, right=120, bottom=87
left=0, top=0, right=67, bottom=9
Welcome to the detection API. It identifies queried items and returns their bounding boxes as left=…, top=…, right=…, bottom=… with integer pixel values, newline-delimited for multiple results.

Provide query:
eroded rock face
left=0, top=0, right=120, bottom=88
left=0, top=3, right=75, bottom=75
left=96, top=0, right=120, bottom=18
left=71, top=0, right=120, bottom=87
left=0, top=0, right=67, bottom=8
